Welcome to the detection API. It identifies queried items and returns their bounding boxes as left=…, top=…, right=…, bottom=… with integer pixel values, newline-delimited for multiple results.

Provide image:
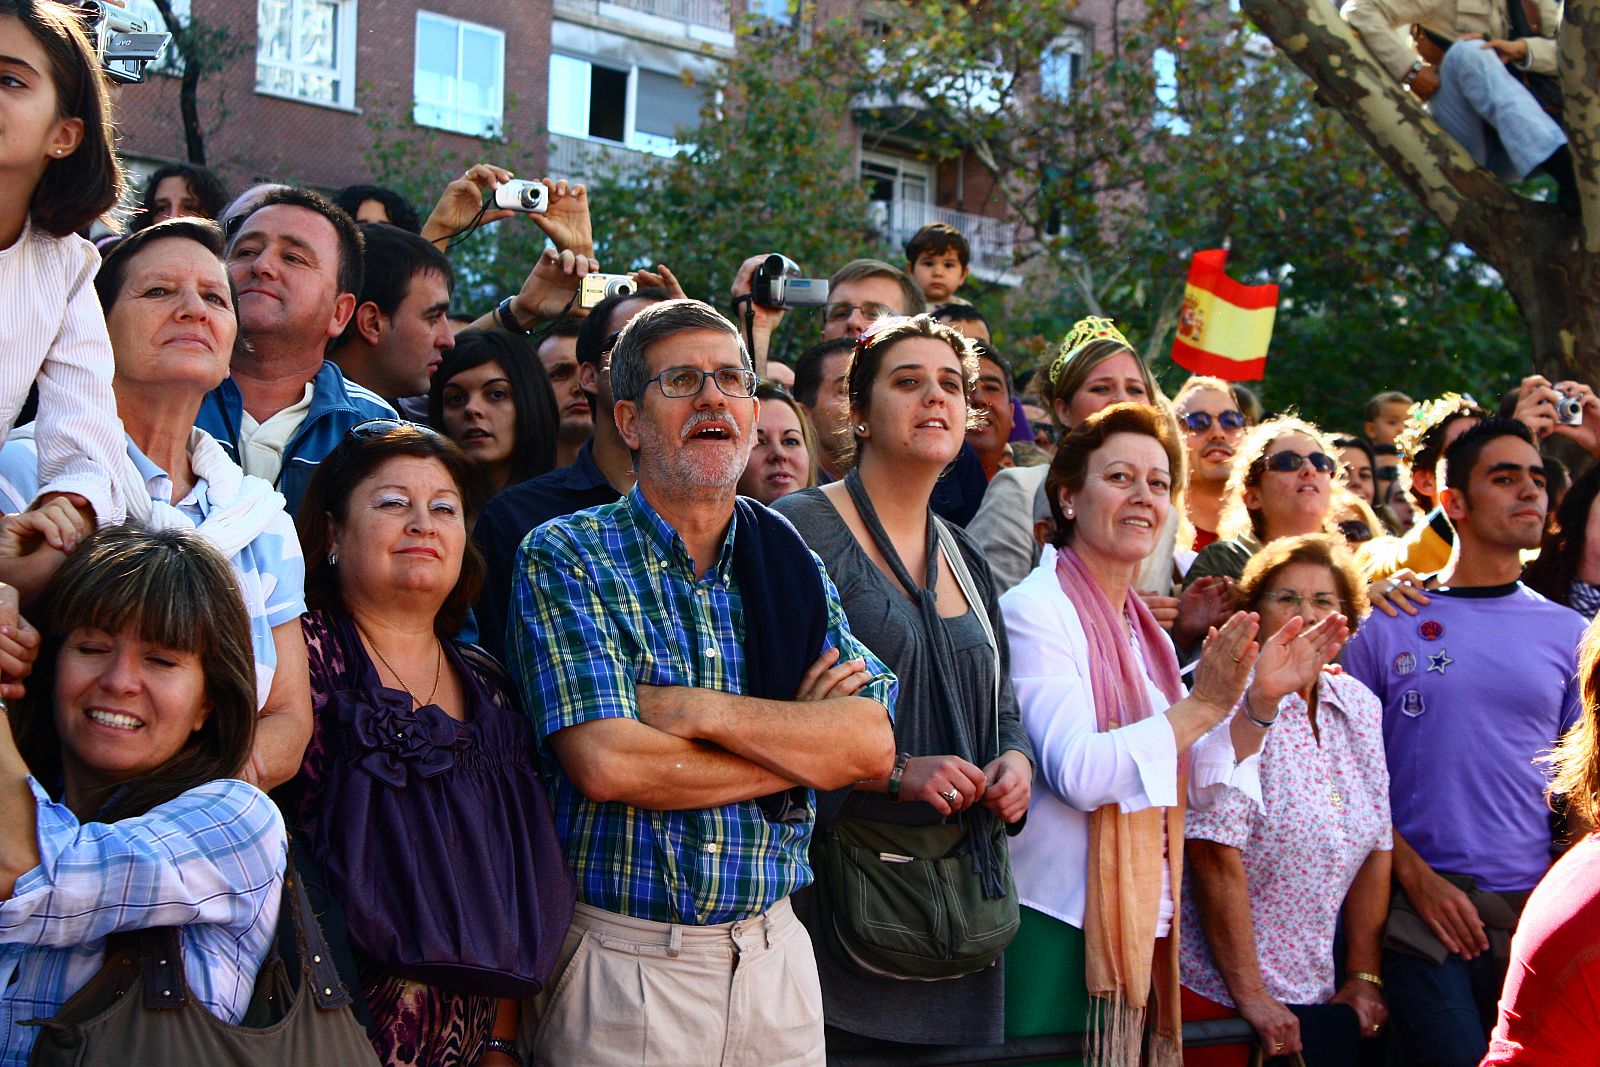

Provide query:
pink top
left=1179, top=670, right=1393, bottom=1006
left=1484, top=832, right=1600, bottom=1065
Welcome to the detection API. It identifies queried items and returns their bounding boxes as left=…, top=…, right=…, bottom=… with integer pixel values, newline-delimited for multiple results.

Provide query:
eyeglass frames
left=1179, top=409, right=1247, bottom=433
left=1261, top=450, right=1338, bottom=474
left=636, top=366, right=760, bottom=400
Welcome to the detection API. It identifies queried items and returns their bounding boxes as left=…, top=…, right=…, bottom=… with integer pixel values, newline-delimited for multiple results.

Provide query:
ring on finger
left=939, top=788, right=960, bottom=804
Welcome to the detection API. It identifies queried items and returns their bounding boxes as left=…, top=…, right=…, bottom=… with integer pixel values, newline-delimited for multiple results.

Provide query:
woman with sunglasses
left=1189, top=416, right=1353, bottom=584
left=1181, top=535, right=1389, bottom=1067
left=281, top=422, right=574, bottom=1067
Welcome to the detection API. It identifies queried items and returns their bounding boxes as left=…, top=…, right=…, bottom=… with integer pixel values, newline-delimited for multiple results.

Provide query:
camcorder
left=580, top=273, right=637, bottom=309
left=76, top=1, right=171, bottom=84
left=751, top=254, right=828, bottom=310
left=492, top=180, right=549, bottom=214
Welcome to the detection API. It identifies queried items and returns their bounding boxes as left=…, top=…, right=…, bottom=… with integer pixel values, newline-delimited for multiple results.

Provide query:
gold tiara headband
left=1047, top=316, right=1133, bottom=392
left=1394, top=391, right=1479, bottom=460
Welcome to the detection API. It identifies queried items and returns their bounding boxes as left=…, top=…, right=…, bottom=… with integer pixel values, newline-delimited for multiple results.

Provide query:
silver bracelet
left=482, top=1037, right=521, bottom=1062
left=1242, top=697, right=1278, bottom=729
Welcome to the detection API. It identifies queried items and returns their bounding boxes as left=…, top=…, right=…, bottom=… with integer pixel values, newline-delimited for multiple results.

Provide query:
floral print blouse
left=1180, top=670, right=1393, bottom=1006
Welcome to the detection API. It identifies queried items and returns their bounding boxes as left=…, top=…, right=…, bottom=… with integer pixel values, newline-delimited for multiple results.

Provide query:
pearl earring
left=856, top=423, right=867, bottom=433
left=327, top=552, right=338, bottom=566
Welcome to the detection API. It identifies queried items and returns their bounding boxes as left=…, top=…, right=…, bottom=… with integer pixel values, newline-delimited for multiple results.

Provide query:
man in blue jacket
left=196, top=187, right=394, bottom=516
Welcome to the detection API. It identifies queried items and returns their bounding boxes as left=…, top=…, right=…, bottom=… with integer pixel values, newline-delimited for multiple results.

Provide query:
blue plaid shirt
left=510, top=487, right=896, bottom=925
left=0, top=778, right=286, bottom=1067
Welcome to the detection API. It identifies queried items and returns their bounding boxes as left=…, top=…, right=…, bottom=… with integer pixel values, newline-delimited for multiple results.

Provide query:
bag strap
left=281, top=850, right=355, bottom=1010
left=934, top=518, right=1000, bottom=760
left=138, top=927, right=189, bottom=1010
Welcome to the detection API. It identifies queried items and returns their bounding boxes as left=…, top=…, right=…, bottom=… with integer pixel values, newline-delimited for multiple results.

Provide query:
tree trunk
left=149, top=0, right=206, bottom=166
left=1241, top=0, right=1600, bottom=384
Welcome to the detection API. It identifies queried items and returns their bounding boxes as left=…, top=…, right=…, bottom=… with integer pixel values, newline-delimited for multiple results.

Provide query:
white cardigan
left=1001, top=545, right=1262, bottom=929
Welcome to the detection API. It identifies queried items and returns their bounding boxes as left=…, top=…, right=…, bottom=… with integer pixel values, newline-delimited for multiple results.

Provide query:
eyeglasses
left=1262, top=450, right=1338, bottom=474
left=1179, top=409, right=1247, bottom=433
left=638, top=366, right=759, bottom=400
left=824, top=301, right=896, bottom=323
left=1375, top=465, right=1401, bottom=483
left=1261, top=590, right=1343, bottom=612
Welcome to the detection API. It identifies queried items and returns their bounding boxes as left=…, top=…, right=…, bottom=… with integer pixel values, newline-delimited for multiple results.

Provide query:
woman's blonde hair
left=755, top=381, right=820, bottom=489
left=1548, top=619, right=1600, bottom=827
left=1217, top=414, right=1345, bottom=542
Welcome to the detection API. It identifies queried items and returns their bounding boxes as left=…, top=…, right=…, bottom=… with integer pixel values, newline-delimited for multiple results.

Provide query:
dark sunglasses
left=1262, top=450, right=1338, bottom=474
left=1375, top=465, right=1401, bottom=483
left=1179, top=410, right=1247, bottom=433
left=1338, top=519, right=1375, bottom=543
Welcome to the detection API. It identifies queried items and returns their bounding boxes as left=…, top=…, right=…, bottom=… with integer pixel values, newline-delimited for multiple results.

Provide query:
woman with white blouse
left=999, top=404, right=1349, bottom=1067
left=1181, top=535, right=1391, bottom=1067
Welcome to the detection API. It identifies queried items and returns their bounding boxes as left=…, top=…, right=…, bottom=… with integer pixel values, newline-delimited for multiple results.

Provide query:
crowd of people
left=1, top=3, right=1597, bottom=1067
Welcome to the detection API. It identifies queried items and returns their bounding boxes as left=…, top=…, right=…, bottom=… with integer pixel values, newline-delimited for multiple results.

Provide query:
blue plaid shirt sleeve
left=512, top=524, right=642, bottom=744
left=811, top=550, right=898, bottom=720
left=0, top=777, right=287, bottom=948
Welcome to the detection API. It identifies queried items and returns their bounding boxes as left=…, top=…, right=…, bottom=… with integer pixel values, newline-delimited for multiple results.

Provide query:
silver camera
left=492, top=180, right=549, bottom=214
left=751, top=253, right=829, bottom=309
left=77, top=1, right=171, bottom=84
left=580, top=273, right=637, bottom=309
left=1558, top=390, right=1585, bottom=426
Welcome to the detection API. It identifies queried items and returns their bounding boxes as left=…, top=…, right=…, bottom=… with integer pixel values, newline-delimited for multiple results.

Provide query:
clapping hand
left=1250, top=613, right=1352, bottom=706
left=1188, top=612, right=1262, bottom=718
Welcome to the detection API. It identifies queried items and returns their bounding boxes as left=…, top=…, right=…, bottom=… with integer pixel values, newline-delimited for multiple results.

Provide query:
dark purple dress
left=280, top=609, right=574, bottom=1067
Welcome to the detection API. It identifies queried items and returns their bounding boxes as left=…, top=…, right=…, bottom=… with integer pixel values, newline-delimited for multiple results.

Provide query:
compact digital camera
left=1558, top=390, right=1585, bottom=426
left=750, top=254, right=829, bottom=309
left=492, top=180, right=549, bottom=214
left=76, top=1, right=171, bottom=84
left=580, top=273, right=637, bottom=309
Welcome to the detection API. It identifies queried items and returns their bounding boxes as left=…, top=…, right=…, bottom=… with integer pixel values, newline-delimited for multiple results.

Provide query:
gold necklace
left=355, top=620, right=443, bottom=707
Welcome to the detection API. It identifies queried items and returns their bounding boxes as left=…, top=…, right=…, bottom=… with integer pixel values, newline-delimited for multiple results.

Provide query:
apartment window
left=861, top=150, right=932, bottom=237
left=414, top=12, right=505, bottom=137
left=1041, top=26, right=1088, bottom=101
left=256, top=0, right=357, bottom=110
left=548, top=53, right=701, bottom=155
left=747, top=0, right=795, bottom=25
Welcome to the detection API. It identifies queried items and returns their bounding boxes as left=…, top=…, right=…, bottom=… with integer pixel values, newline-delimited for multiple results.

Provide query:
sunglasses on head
left=1179, top=409, right=1247, bottom=433
left=1262, top=450, right=1338, bottom=474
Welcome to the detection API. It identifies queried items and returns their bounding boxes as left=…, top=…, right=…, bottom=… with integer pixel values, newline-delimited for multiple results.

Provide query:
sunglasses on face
left=1262, top=450, right=1338, bottom=474
left=1375, top=465, right=1401, bottom=483
left=1179, top=409, right=1247, bottom=433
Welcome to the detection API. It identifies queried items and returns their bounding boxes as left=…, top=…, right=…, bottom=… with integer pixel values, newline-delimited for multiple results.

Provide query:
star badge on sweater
left=1426, top=649, right=1454, bottom=675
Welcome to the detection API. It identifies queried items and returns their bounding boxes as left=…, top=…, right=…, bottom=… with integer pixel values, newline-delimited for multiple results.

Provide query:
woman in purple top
left=1181, top=535, right=1392, bottom=1066
left=278, top=422, right=573, bottom=1067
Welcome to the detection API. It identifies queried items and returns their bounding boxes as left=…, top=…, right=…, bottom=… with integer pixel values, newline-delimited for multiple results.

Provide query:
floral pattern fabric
left=1180, top=670, right=1393, bottom=1007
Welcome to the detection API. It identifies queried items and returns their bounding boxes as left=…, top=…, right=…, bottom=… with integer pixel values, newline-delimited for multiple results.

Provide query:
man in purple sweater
left=1344, top=418, right=1585, bottom=1067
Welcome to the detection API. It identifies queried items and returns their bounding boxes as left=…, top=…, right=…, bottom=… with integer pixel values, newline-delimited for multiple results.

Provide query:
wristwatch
left=886, top=752, right=912, bottom=800
left=1402, top=58, right=1426, bottom=87
left=495, top=296, right=532, bottom=336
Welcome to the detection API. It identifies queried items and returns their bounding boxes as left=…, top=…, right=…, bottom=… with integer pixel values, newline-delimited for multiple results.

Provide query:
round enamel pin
left=1419, top=620, right=1444, bottom=641
left=1394, top=652, right=1416, bottom=676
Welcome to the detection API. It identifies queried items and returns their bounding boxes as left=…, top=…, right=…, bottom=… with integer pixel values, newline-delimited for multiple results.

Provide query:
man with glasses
left=509, top=299, right=896, bottom=1066
left=1173, top=375, right=1250, bottom=552
left=1344, top=418, right=1585, bottom=1067
left=196, top=188, right=395, bottom=517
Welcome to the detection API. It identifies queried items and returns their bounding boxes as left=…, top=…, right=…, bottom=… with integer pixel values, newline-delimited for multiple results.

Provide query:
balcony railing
left=563, top=0, right=732, bottom=32
left=546, top=133, right=659, bottom=184
left=871, top=198, right=1021, bottom=286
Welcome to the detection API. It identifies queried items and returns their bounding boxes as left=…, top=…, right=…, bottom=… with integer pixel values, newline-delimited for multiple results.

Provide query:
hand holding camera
left=422, top=163, right=522, bottom=249
left=1514, top=374, right=1600, bottom=457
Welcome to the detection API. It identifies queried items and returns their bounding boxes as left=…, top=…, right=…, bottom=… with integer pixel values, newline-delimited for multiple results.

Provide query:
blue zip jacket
left=195, top=360, right=395, bottom=518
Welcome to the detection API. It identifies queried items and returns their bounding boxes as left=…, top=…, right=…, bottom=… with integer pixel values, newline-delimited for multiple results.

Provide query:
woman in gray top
left=774, top=314, right=1033, bottom=1050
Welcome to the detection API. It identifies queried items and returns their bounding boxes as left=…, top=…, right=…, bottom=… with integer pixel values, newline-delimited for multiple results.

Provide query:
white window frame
left=255, top=0, right=359, bottom=112
left=413, top=11, right=505, bottom=138
left=1041, top=25, right=1089, bottom=102
left=548, top=51, right=698, bottom=158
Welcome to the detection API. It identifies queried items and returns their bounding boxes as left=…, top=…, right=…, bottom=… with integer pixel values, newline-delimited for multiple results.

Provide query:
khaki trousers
left=526, top=896, right=824, bottom=1067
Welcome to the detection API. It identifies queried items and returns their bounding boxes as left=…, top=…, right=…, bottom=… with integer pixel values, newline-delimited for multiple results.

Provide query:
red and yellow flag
left=1170, top=249, right=1279, bottom=382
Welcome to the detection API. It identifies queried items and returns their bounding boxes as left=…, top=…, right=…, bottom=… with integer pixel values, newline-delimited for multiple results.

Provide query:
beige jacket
left=1340, top=0, right=1561, bottom=80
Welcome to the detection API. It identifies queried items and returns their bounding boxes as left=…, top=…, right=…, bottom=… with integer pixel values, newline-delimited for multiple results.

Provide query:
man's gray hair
left=610, top=298, right=752, bottom=402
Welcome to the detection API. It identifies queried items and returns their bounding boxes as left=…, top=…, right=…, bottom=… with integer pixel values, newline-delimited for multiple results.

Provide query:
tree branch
left=1560, top=0, right=1600, bottom=248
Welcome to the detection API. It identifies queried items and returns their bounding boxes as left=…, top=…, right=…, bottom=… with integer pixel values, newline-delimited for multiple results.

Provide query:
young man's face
left=1443, top=435, right=1548, bottom=552
left=909, top=247, right=969, bottom=305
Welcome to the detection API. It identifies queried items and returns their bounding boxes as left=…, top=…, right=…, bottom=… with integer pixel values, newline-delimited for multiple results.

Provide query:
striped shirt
left=0, top=779, right=287, bottom=1067
left=510, top=487, right=895, bottom=925
left=0, top=222, right=135, bottom=523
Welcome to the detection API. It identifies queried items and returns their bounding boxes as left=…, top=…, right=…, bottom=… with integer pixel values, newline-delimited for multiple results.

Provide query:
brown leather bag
left=25, top=858, right=379, bottom=1066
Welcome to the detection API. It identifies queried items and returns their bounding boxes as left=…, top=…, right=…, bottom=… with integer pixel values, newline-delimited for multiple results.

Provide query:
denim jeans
left=1381, top=948, right=1505, bottom=1067
left=1429, top=40, right=1566, bottom=180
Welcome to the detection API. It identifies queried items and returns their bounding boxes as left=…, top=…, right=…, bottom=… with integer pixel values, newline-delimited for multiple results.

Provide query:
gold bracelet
left=1349, top=971, right=1384, bottom=989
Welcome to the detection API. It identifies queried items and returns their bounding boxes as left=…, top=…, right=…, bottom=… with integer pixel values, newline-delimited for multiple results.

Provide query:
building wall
left=115, top=0, right=553, bottom=196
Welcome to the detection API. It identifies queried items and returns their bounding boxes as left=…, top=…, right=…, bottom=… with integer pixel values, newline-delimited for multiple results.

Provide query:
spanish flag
left=1170, top=249, right=1279, bottom=381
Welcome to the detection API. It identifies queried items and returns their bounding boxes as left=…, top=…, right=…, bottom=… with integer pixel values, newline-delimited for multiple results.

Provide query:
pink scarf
left=1055, top=543, right=1188, bottom=1067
